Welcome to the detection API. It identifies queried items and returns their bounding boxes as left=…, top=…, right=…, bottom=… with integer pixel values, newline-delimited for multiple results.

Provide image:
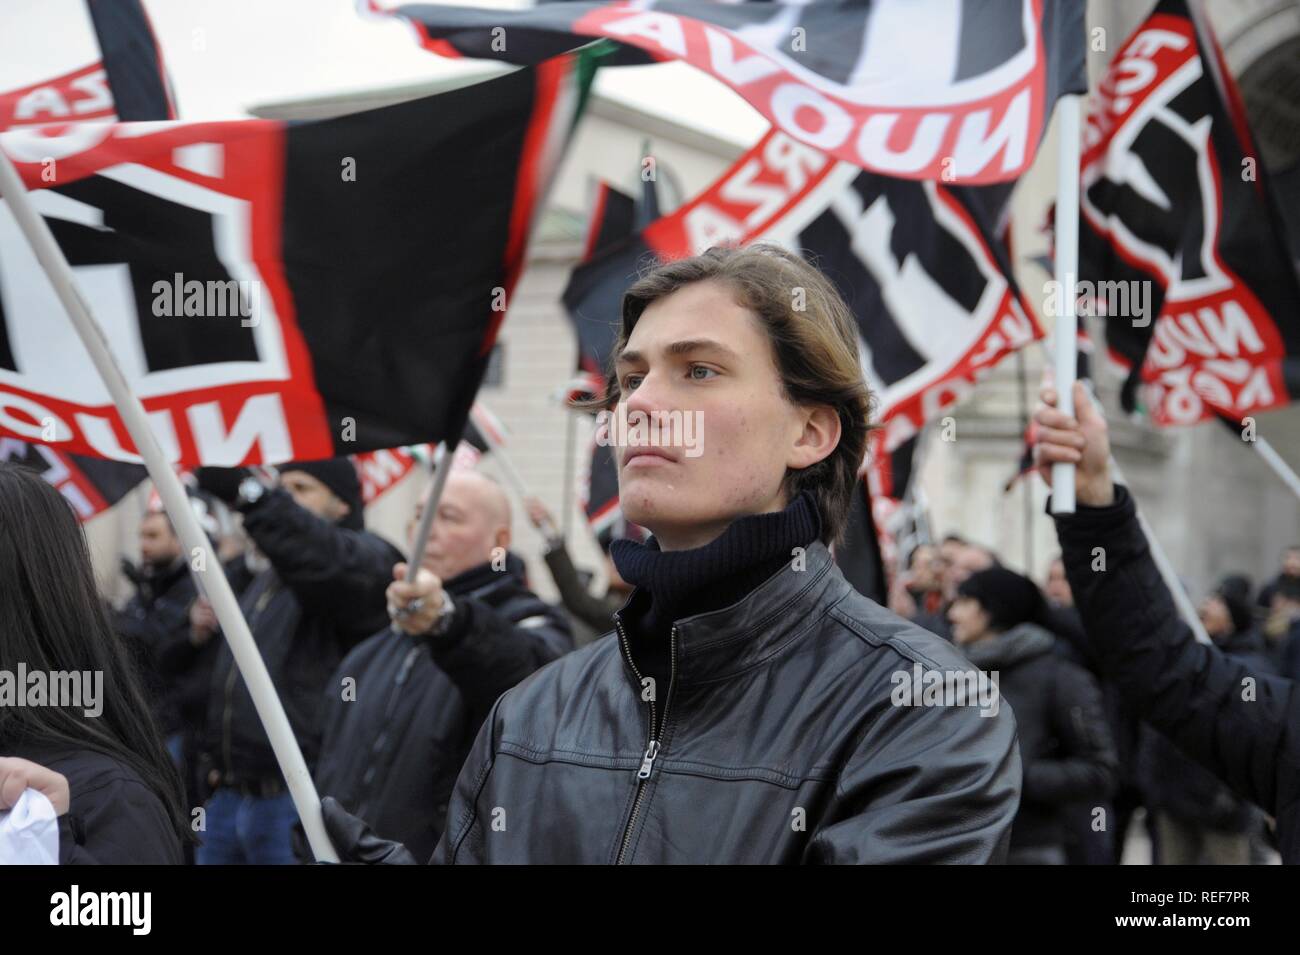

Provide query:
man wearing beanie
left=951, top=566, right=1118, bottom=864
left=196, top=458, right=401, bottom=864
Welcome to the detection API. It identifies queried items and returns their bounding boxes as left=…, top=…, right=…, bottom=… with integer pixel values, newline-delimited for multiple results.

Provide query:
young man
left=325, top=245, right=1022, bottom=864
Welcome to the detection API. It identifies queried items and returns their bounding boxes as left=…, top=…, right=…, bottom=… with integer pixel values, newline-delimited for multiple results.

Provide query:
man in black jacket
left=951, top=566, right=1117, bottom=863
left=322, top=245, right=1021, bottom=864
left=1036, top=381, right=1300, bottom=863
left=115, top=508, right=199, bottom=758
left=196, top=459, right=400, bottom=865
left=314, top=470, right=572, bottom=862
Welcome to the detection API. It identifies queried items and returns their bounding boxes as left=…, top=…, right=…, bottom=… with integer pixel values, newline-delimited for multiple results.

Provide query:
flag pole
left=403, top=441, right=451, bottom=583
left=471, top=402, right=559, bottom=539
left=0, top=147, right=339, bottom=862
left=1251, top=436, right=1300, bottom=503
left=1051, top=92, right=1082, bottom=514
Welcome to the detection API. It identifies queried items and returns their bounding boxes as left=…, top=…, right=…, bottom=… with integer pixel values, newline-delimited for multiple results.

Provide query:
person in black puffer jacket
left=951, top=566, right=1118, bottom=864
left=1137, top=585, right=1276, bottom=864
left=197, top=458, right=401, bottom=865
left=313, top=470, right=572, bottom=862
left=1037, top=380, right=1300, bottom=864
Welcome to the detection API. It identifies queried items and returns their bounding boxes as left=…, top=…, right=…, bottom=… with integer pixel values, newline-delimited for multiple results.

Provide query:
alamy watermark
left=890, top=663, right=1000, bottom=717
left=151, top=273, right=260, bottom=327
left=1043, top=277, right=1153, bottom=327
left=0, top=664, right=102, bottom=717
left=595, top=406, right=705, bottom=458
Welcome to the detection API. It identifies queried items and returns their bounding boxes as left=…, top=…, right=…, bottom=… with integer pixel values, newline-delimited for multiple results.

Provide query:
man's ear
left=495, top=526, right=512, bottom=551
left=787, top=405, right=840, bottom=471
left=334, top=496, right=352, bottom=521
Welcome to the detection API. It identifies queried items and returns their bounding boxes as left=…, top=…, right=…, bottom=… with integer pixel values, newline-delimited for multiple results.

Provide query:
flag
left=799, top=174, right=1040, bottom=461
left=562, top=165, right=659, bottom=545
left=1, top=0, right=176, bottom=129
left=1078, top=0, right=1300, bottom=426
left=0, top=58, right=586, bottom=467
left=368, top=0, right=1085, bottom=183
left=0, top=438, right=144, bottom=520
left=0, top=0, right=172, bottom=519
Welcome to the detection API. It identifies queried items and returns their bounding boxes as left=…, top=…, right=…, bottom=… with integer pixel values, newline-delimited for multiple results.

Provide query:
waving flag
left=367, top=0, right=1085, bottom=184
left=0, top=59, right=586, bottom=467
left=1079, top=0, right=1300, bottom=425
left=0, top=438, right=144, bottom=520
left=1, top=0, right=175, bottom=129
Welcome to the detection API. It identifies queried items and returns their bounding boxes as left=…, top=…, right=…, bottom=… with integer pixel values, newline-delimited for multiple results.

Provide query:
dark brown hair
left=587, top=244, right=875, bottom=545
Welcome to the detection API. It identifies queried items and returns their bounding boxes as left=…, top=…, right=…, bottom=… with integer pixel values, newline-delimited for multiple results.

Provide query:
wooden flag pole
left=0, top=145, right=339, bottom=862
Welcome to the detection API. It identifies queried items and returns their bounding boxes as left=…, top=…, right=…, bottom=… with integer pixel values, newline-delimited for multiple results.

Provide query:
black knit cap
left=280, top=458, right=363, bottom=530
left=958, top=565, right=1048, bottom=632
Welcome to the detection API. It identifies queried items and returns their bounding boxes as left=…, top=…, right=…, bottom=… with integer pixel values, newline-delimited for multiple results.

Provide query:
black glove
left=194, top=467, right=250, bottom=508
left=313, top=796, right=418, bottom=865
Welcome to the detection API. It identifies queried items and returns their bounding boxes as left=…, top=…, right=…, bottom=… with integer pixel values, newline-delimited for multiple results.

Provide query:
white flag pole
left=1251, top=437, right=1300, bottom=503
left=0, top=147, right=339, bottom=862
left=470, top=402, right=558, bottom=539
left=1051, top=93, right=1083, bottom=514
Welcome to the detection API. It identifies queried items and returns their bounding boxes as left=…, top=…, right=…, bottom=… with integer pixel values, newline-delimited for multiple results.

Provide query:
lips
left=622, top=447, right=678, bottom=468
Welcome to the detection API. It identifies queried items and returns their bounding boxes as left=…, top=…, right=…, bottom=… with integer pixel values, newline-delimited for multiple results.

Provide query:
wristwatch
left=428, top=592, right=457, bottom=637
left=237, top=474, right=267, bottom=506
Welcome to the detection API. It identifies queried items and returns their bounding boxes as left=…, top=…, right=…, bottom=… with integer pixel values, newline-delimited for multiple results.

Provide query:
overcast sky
left=4, top=0, right=766, bottom=145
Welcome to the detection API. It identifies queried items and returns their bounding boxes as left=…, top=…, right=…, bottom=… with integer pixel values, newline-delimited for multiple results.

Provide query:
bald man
left=312, top=470, right=573, bottom=861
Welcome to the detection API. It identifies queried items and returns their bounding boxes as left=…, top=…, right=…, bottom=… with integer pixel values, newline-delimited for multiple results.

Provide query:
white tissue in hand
left=0, top=788, right=59, bottom=864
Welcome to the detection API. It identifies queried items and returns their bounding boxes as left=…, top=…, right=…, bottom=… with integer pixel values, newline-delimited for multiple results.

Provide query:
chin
left=620, top=484, right=697, bottom=535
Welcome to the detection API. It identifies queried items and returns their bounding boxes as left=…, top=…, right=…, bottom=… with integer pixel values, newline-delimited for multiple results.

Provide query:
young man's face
left=613, top=280, right=834, bottom=551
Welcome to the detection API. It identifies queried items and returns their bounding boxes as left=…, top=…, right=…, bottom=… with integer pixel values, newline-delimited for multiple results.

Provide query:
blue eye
left=689, top=365, right=717, bottom=380
left=623, top=374, right=643, bottom=391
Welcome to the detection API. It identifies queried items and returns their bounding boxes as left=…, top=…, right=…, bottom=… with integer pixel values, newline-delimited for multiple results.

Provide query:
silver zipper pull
left=637, top=740, right=661, bottom=779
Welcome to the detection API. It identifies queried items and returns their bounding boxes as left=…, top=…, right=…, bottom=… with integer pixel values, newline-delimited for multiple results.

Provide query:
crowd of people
left=1, top=246, right=1298, bottom=865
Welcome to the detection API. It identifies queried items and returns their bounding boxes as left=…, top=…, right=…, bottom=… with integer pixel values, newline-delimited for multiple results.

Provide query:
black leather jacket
left=430, top=542, right=1021, bottom=863
left=314, top=553, right=573, bottom=862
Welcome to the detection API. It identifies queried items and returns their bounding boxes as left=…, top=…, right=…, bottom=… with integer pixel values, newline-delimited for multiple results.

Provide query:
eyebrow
left=616, top=338, right=740, bottom=366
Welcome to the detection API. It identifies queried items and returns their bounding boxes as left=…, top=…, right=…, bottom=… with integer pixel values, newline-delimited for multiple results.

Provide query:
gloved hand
left=311, top=796, right=418, bottom=865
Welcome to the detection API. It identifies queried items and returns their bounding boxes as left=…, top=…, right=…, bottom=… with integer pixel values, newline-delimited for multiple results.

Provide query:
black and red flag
left=0, top=0, right=176, bottom=128
left=367, top=0, right=1085, bottom=183
left=0, top=0, right=170, bottom=518
left=1079, top=0, right=1300, bottom=426
left=0, top=59, right=587, bottom=467
left=0, top=438, right=144, bottom=520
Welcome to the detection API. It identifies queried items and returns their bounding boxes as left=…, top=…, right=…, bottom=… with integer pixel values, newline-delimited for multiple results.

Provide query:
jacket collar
left=615, top=541, right=843, bottom=686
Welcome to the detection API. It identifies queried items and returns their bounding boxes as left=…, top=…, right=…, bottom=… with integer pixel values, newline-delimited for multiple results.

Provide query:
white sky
left=3, top=0, right=765, bottom=144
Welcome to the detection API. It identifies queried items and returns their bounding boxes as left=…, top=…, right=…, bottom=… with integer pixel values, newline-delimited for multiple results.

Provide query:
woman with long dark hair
left=0, top=462, right=186, bottom=863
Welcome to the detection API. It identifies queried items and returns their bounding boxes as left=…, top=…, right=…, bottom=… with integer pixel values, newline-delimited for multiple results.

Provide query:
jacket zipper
left=614, top=619, right=676, bottom=865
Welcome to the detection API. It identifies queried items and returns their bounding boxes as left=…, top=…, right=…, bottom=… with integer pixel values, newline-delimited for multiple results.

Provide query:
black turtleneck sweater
left=610, top=492, right=821, bottom=733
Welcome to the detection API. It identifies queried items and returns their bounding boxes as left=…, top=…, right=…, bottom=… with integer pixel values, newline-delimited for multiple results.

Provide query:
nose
left=623, top=366, right=674, bottom=420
